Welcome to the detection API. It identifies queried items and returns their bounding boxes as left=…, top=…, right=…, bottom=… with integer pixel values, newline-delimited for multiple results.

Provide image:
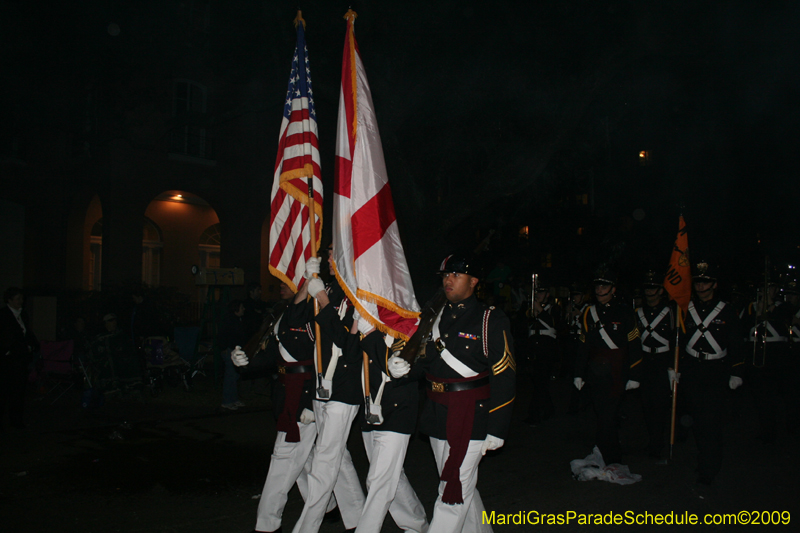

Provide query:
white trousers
left=291, top=400, right=365, bottom=533
left=429, top=438, right=493, bottom=533
left=355, top=431, right=429, bottom=533
left=254, top=421, right=335, bottom=532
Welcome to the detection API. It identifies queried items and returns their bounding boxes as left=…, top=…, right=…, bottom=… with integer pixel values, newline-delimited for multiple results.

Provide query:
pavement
left=2, top=372, right=798, bottom=532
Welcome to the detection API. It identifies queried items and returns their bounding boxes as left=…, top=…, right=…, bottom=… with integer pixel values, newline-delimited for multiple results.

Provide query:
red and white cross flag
left=332, top=10, right=420, bottom=340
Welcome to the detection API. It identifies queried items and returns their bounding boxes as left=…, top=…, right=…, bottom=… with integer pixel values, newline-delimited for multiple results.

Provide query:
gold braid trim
left=490, top=396, right=515, bottom=413
left=492, top=331, right=517, bottom=375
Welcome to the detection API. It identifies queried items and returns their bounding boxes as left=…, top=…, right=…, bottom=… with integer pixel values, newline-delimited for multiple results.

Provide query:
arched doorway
left=143, top=191, right=219, bottom=300
left=87, top=216, right=165, bottom=291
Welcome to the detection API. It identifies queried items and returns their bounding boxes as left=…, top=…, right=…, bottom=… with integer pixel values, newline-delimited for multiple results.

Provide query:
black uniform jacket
left=248, top=299, right=316, bottom=422
left=416, top=295, right=516, bottom=441
left=576, top=298, right=643, bottom=384
left=0, top=306, right=39, bottom=367
left=679, top=297, right=745, bottom=376
left=527, top=304, right=560, bottom=342
left=356, top=330, right=419, bottom=435
left=524, top=303, right=560, bottom=364
left=311, top=284, right=363, bottom=406
left=742, top=300, right=791, bottom=367
left=636, top=299, right=677, bottom=361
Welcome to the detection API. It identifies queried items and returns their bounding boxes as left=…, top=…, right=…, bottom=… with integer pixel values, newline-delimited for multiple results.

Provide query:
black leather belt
left=426, top=375, right=489, bottom=393
left=278, top=364, right=315, bottom=375
left=690, top=351, right=724, bottom=361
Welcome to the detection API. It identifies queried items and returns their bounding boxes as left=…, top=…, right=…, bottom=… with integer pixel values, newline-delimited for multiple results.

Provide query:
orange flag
left=664, top=215, right=691, bottom=312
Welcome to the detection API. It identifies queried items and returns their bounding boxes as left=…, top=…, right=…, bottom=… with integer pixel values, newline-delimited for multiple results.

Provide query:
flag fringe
left=356, top=288, right=420, bottom=319
left=330, top=259, right=411, bottom=342
left=269, top=265, right=299, bottom=295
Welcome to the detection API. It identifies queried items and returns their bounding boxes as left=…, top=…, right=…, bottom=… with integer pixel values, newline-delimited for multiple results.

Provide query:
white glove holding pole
left=304, top=257, right=320, bottom=280
left=729, top=376, right=743, bottom=390
left=573, top=377, right=584, bottom=390
left=307, top=278, right=326, bottom=299
left=625, top=380, right=640, bottom=390
left=299, top=408, right=315, bottom=425
left=231, top=346, right=248, bottom=367
left=388, top=355, right=411, bottom=378
left=667, top=368, right=680, bottom=390
left=481, top=435, right=504, bottom=455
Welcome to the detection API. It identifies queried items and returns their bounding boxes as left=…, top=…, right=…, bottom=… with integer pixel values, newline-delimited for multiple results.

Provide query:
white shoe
left=221, top=403, right=238, bottom=411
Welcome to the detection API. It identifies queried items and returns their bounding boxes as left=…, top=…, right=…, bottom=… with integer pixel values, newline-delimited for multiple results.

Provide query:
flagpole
left=669, top=306, right=680, bottom=461
left=363, top=350, right=371, bottom=421
left=292, top=10, right=324, bottom=394
left=665, top=211, right=690, bottom=462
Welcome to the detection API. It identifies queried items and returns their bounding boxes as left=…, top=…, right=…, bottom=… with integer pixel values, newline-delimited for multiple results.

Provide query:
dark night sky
left=4, top=0, right=800, bottom=292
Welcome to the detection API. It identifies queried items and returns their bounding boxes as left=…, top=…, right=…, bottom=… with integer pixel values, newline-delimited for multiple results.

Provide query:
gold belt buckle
left=431, top=381, right=445, bottom=393
left=278, top=366, right=287, bottom=374
left=435, top=338, right=445, bottom=353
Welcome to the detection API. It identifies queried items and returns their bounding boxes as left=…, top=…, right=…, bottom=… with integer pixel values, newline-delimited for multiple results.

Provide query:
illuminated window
left=199, top=223, right=221, bottom=268
left=639, top=150, right=652, bottom=166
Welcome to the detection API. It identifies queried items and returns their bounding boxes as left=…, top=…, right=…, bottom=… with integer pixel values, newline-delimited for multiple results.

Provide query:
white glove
left=388, top=355, right=411, bottom=378
left=573, top=377, right=584, bottom=390
left=299, top=408, right=315, bottom=425
left=307, top=277, right=325, bottom=299
left=481, top=434, right=504, bottom=455
left=667, top=368, right=680, bottom=389
left=304, top=257, right=321, bottom=280
left=625, top=380, right=640, bottom=390
left=231, top=346, right=248, bottom=367
left=729, top=376, right=743, bottom=390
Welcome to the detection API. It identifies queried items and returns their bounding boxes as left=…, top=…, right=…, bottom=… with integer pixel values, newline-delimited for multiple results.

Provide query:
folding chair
left=39, top=340, right=79, bottom=404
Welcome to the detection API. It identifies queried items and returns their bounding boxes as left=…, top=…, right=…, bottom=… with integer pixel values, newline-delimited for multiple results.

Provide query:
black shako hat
left=593, top=269, right=618, bottom=286
left=692, top=260, right=717, bottom=281
left=438, top=252, right=482, bottom=278
left=642, top=270, right=663, bottom=288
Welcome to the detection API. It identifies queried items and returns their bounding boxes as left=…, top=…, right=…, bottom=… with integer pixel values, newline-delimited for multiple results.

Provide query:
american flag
left=268, top=17, right=322, bottom=293
left=331, top=10, right=420, bottom=341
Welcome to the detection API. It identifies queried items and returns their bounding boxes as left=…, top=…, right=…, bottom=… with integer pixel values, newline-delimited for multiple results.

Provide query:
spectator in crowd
left=220, top=299, right=247, bottom=410
left=0, top=287, right=39, bottom=431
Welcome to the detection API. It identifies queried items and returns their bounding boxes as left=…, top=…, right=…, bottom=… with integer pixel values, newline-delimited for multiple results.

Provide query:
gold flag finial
left=294, top=10, right=306, bottom=30
left=344, top=9, right=357, bottom=23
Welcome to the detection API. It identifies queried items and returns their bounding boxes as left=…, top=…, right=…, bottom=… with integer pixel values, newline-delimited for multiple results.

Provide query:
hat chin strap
left=595, top=287, right=614, bottom=299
